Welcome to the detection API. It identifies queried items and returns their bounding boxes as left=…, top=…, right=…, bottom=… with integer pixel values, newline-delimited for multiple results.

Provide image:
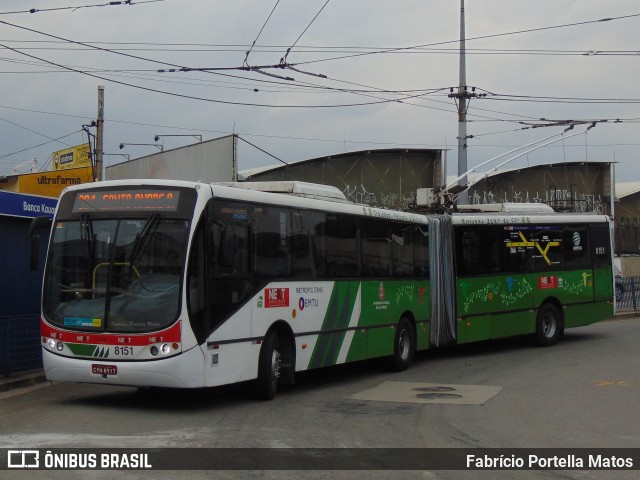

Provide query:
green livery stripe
left=66, top=343, right=110, bottom=358
left=308, top=282, right=358, bottom=369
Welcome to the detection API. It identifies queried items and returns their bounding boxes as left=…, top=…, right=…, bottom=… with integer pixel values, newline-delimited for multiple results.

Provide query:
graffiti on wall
left=615, top=217, right=640, bottom=254
left=469, top=184, right=608, bottom=214
left=342, top=184, right=416, bottom=209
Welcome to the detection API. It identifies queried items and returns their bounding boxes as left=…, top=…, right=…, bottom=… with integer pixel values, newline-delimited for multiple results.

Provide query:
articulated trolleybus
left=39, top=180, right=614, bottom=399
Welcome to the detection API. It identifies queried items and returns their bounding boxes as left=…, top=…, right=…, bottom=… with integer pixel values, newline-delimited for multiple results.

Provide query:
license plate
left=92, top=364, right=117, bottom=376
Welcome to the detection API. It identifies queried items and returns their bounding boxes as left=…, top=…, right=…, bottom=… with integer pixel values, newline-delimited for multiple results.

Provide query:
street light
left=119, top=143, right=163, bottom=152
left=154, top=134, right=202, bottom=143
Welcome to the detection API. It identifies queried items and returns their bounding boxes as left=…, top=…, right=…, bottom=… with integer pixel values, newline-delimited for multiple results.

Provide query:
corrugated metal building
left=244, top=148, right=445, bottom=210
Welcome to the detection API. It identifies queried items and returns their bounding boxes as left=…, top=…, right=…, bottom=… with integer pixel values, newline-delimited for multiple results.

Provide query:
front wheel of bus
left=255, top=331, right=282, bottom=400
left=391, top=318, right=415, bottom=371
left=535, top=303, right=562, bottom=347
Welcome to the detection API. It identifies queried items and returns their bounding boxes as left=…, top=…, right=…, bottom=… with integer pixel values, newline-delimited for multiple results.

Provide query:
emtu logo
left=572, top=231, right=583, bottom=252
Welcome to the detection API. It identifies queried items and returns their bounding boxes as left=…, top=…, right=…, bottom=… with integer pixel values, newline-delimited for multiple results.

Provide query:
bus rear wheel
left=535, top=303, right=562, bottom=347
left=391, top=317, right=415, bottom=371
left=254, top=331, right=282, bottom=400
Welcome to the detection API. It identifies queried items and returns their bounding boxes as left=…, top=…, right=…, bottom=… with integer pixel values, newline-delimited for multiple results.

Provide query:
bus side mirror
left=28, top=216, right=52, bottom=271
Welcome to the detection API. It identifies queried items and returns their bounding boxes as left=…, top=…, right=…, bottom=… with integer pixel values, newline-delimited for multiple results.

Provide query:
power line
left=291, top=12, right=640, bottom=66
left=478, top=89, right=640, bottom=104
left=4, top=39, right=640, bottom=58
left=0, top=128, right=81, bottom=160
left=0, top=18, right=457, bottom=108
left=2, top=39, right=440, bottom=108
left=0, top=0, right=164, bottom=15
left=0, top=18, right=466, bottom=110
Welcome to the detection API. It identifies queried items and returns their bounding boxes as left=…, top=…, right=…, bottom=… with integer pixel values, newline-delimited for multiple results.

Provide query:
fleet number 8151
left=114, top=346, right=134, bottom=356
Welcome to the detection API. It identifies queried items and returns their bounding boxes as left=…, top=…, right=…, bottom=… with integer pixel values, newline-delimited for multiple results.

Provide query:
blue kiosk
left=0, top=190, right=57, bottom=376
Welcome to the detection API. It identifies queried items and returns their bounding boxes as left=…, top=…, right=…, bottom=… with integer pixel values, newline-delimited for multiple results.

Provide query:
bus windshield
left=43, top=215, right=189, bottom=332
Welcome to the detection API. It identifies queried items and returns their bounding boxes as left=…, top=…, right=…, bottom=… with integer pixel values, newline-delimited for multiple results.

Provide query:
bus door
left=590, top=223, right=614, bottom=303
left=187, top=201, right=253, bottom=349
left=207, top=203, right=253, bottom=336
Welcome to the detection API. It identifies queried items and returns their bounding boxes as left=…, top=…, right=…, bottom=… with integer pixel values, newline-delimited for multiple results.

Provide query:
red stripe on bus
left=40, top=318, right=181, bottom=346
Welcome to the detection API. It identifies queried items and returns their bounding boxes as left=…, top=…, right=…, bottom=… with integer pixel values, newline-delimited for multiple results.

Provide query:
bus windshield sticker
left=64, top=317, right=103, bottom=328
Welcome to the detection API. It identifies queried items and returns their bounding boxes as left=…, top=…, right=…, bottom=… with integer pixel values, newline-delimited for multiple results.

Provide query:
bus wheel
left=535, top=303, right=562, bottom=347
left=391, top=318, right=415, bottom=371
left=254, top=331, right=282, bottom=400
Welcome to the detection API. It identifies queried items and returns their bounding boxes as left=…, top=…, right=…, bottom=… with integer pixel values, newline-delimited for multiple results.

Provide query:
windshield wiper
left=80, top=214, right=93, bottom=259
left=129, top=212, right=159, bottom=263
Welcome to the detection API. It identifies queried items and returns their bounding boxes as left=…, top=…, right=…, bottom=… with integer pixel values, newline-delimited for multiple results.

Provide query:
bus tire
left=254, top=330, right=282, bottom=400
left=391, top=317, right=415, bottom=371
left=535, top=303, right=562, bottom=347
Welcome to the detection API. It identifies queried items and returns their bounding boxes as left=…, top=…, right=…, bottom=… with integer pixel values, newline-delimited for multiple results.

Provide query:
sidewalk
left=0, top=370, right=48, bottom=393
left=613, top=310, right=640, bottom=320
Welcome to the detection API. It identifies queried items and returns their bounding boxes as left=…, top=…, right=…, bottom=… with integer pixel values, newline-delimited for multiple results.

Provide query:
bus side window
left=291, top=210, right=319, bottom=277
left=563, top=226, right=589, bottom=269
left=532, top=229, right=563, bottom=269
left=324, top=214, right=359, bottom=277
left=391, top=224, right=413, bottom=278
left=412, top=225, right=429, bottom=277
left=254, top=206, right=291, bottom=277
left=361, top=218, right=391, bottom=277
left=501, top=227, right=534, bottom=273
left=456, top=228, right=487, bottom=275
left=218, top=227, right=237, bottom=269
left=590, top=223, right=612, bottom=268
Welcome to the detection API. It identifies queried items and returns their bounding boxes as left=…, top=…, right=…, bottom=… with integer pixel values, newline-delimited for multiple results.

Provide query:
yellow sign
left=52, top=144, right=91, bottom=171
left=18, top=166, right=95, bottom=197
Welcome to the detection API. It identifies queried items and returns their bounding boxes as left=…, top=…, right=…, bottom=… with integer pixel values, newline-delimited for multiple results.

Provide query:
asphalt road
left=1, top=317, right=639, bottom=480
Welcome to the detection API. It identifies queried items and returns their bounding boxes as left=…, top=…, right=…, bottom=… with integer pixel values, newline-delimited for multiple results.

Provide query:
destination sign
left=72, top=189, right=181, bottom=213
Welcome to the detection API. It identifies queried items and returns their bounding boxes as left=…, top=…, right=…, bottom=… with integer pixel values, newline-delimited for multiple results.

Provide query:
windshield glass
left=43, top=216, right=189, bottom=332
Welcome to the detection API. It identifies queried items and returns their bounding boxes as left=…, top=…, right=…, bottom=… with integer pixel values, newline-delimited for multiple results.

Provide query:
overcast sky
left=1, top=0, right=640, bottom=184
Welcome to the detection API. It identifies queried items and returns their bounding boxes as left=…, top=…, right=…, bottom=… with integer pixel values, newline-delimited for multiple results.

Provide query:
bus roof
left=61, top=180, right=610, bottom=226
left=215, top=181, right=349, bottom=202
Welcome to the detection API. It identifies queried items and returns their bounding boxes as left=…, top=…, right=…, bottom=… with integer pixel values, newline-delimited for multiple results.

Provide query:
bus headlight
left=161, top=344, right=171, bottom=355
left=47, top=338, right=64, bottom=351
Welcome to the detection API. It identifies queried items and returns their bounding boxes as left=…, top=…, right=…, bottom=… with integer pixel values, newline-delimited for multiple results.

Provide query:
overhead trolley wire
left=280, top=0, right=330, bottom=65
left=244, top=0, right=281, bottom=67
left=0, top=0, right=164, bottom=15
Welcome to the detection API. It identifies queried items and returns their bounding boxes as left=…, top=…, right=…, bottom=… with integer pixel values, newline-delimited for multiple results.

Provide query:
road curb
left=0, top=371, right=47, bottom=393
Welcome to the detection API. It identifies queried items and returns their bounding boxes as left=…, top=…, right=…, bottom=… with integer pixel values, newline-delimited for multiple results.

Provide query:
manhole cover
left=350, top=381, right=503, bottom=405
left=414, top=386, right=456, bottom=393
left=416, top=393, right=463, bottom=400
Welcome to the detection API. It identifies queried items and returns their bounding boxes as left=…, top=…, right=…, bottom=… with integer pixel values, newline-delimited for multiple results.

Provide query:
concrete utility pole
left=456, top=0, right=468, bottom=204
left=447, top=1, right=497, bottom=204
left=95, top=86, right=105, bottom=181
